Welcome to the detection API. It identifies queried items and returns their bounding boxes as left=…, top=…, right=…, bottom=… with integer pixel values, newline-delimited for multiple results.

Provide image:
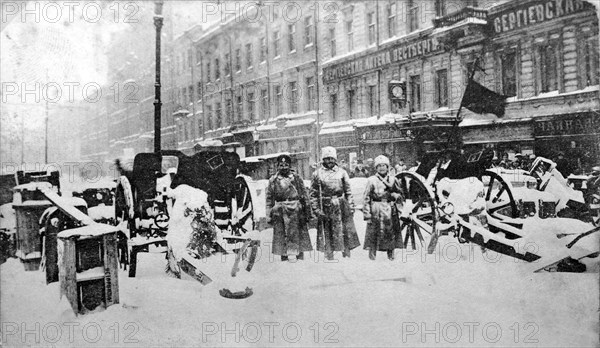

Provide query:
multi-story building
left=83, top=0, right=599, bottom=175
left=170, top=2, right=329, bottom=177
left=171, top=24, right=204, bottom=155
left=321, top=0, right=598, bottom=169
left=462, top=0, right=599, bottom=170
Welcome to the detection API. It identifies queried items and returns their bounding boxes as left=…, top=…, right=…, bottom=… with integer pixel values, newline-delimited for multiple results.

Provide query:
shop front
left=461, top=119, right=535, bottom=158
left=534, top=112, right=600, bottom=172
left=356, top=118, right=454, bottom=168
left=256, top=120, right=316, bottom=179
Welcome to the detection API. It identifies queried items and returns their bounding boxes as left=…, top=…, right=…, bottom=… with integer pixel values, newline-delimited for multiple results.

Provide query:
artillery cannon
left=394, top=150, right=599, bottom=272
left=114, top=149, right=257, bottom=279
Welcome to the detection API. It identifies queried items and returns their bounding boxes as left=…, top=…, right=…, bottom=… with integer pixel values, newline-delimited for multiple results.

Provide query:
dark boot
left=342, top=248, right=351, bottom=258
left=297, top=252, right=304, bottom=261
left=369, top=249, right=376, bottom=260
left=387, top=250, right=395, bottom=261
left=281, top=255, right=289, bottom=261
left=325, top=251, right=334, bottom=261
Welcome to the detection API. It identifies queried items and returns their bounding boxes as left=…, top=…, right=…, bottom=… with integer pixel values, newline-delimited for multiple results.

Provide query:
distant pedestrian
left=310, top=147, right=361, bottom=260
left=365, top=158, right=376, bottom=176
left=363, top=155, right=403, bottom=261
left=266, top=154, right=313, bottom=261
left=396, top=159, right=407, bottom=172
left=352, top=160, right=368, bottom=178
left=499, top=153, right=511, bottom=169
left=513, top=154, right=525, bottom=170
left=555, top=152, right=573, bottom=177
left=340, top=159, right=348, bottom=172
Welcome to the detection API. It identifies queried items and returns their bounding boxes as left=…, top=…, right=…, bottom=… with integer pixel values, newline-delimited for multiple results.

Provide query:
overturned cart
left=394, top=153, right=599, bottom=272
left=114, top=150, right=258, bottom=282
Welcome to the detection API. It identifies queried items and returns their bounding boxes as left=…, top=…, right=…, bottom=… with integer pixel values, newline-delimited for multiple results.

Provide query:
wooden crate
left=13, top=202, right=52, bottom=271
left=58, top=225, right=120, bottom=314
left=41, top=202, right=88, bottom=284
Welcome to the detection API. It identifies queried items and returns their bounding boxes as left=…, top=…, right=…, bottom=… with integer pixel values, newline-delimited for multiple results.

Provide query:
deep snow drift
left=1, top=178, right=599, bottom=347
left=2, top=220, right=599, bottom=347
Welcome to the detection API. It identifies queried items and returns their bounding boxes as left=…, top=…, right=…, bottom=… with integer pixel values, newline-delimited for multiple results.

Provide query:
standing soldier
left=363, top=155, right=403, bottom=260
left=266, top=154, right=313, bottom=261
left=310, top=147, right=361, bottom=260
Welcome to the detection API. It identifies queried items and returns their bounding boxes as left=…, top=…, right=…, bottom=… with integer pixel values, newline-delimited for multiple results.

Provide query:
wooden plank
left=58, top=239, right=78, bottom=314
left=103, top=233, right=119, bottom=307
left=524, top=245, right=597, bottom=273
left=40, top=188, right=95, bottom=225
left=179, top=254, right=212, bottom=285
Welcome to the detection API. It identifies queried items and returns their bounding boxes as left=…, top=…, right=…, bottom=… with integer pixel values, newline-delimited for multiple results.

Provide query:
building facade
left=461, top=0, right=599, bottom=171
left=81, top=0, right=599, bottom=176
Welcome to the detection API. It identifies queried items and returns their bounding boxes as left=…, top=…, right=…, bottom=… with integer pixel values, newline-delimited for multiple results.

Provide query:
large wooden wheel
left=214, top=175, right=254, bottom=238
left=589, top=193, right=600, bottom=227
left=482, top=170, right=519, bottom=218
left=395, top=172, right=439, bottom=254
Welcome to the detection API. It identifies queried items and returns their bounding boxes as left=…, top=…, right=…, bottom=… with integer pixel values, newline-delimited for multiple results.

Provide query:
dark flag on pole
left=460, top=78, right=508, bottom=117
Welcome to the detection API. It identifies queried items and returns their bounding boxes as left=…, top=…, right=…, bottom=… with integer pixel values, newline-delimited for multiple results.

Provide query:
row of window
left=175, top=0, right=474, bottom=77
left=192, top=77, right=317, bottom=131
left=327, top=69, right=447, bottom=121
left=499, top=35, right=598, bottom=97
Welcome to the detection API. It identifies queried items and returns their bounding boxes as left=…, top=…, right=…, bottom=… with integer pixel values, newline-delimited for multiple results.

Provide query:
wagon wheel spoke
left=396, top=219, right=408, bottom=249
left=427, top=232, right=440, bottom=254
left=485, top=176, right=495, bottom=201
left=412, top=221, right=425, bottom=246
left=412, top=215, right=434, bottom=236
left=409, top=224, right=417, bottom=250
left=484, top=170, right=519, bottom=218
left=403, top=224, right=412, bottom=249
left=492, top=186, right=506, bottom=204
left=396, top=172, right=439, bottom=253
left=489, top=202, right=511, bottom=214
left=396, top=175, right=409, bottom=198
left=412, top=197, right=426, bottom=214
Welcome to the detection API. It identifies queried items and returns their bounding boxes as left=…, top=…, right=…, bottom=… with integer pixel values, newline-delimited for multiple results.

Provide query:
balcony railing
left=433, top=7, right=488, bottom=28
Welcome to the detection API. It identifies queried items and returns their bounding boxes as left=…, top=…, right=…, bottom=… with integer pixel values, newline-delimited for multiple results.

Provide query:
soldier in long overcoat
left=266, top=154, right=313, bottom=261
left=310, top=147, right=361, bottom=260
left=362, top=155, right=403, bottom=260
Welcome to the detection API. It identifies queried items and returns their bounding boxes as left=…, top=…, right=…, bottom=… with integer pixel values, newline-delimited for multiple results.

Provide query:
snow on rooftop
left=286, top=118, right=315, bottom=128
left=319, top=125, right=354, bottom=135
left=353, top=115, right=403, bottom=128
left=460, top=115, right=533, bottom=127
left=256, top=123, right=277, bottom=131
left=431, top=17, right=488, bottom=36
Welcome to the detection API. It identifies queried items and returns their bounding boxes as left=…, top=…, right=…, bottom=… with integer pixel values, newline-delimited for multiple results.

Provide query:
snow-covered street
left=2, top=209, right=598, bottom=347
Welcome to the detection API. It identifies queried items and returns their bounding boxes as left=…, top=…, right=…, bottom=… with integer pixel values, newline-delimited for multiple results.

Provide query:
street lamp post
left=153, top=1, right=164, bottom=154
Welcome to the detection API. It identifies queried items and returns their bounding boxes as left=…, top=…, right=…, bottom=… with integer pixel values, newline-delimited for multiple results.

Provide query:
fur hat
left=321, top=147, right=337, bottom=161
left=374, top=155, right=390, bottom=168
left=277, top=154, right=291, bottom=164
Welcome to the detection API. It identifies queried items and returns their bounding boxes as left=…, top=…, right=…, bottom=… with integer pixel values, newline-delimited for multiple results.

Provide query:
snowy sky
left=0, top=0, right=227, bottom=158
left=0, top=1, right=228, bottom=86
